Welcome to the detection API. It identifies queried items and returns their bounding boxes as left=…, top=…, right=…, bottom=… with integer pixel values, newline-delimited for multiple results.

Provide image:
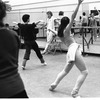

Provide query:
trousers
left=24, top=40, right=43, bottom=60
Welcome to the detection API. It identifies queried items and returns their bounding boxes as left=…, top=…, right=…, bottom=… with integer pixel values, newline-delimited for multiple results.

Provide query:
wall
left=4, top=0, right=83, bottom=26
left=4, top=0, right=90, bottom=37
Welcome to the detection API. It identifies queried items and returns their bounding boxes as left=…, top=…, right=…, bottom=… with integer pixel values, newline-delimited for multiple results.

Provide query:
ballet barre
left=72, top=26, right=100, bottom=55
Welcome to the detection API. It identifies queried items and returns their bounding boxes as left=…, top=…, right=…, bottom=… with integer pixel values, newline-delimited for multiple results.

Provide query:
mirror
left=73, top=2, right=100, bottom=55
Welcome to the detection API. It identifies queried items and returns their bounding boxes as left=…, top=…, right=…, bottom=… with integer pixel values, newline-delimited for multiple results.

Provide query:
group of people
left=41, top=11, right=64, bottom=54
left=78, top=9, right=100, bottom=40
left=89, top=9, right=100, bottom=40
left=0, top=0, right=88, bottom=98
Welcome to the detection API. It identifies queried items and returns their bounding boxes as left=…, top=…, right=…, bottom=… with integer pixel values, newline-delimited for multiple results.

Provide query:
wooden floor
left=19, top=33, right=100, bottom=98
left=18, top=49, right=100, bottom=98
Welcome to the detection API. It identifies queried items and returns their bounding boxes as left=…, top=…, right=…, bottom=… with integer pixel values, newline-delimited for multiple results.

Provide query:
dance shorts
left=66, top=43, right=82, bottom=63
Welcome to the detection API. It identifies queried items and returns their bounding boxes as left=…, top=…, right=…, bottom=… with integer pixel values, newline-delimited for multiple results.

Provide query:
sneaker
left=49, top=84, right=57, bottom=91
left=75, top=95, right=81, bottom=98
left=21, top=66, right=25, bottom=70
left=41, top=62, right=47, bottom=66
left=71, top=89, right=79, bottom=98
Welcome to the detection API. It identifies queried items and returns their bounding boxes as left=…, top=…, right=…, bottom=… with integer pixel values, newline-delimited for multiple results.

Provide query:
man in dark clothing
left=18, top=14, right=47, bottom=70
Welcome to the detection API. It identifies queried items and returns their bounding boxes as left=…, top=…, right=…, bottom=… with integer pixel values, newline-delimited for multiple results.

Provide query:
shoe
left=71, top=89, right=79, bottom=98
left=49, top=84, right=57, bottom=91
left=40, top=58, right=47, bottom=66
left=41, top=62, right=47, bottom=66
left=21, top=66, right=25, bottom=70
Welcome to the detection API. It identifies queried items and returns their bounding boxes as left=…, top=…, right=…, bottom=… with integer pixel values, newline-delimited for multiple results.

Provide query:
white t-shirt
left=82, top=16, right=88, bottom=24
left=47, top=16, right=55, bottom=31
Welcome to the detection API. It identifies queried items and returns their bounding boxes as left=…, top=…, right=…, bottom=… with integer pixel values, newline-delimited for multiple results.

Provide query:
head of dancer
left=58, top=16, right=70, bottom=37
left=22, top=14, right=30, bottom=23
left=46, top=11, right=53, bottom=19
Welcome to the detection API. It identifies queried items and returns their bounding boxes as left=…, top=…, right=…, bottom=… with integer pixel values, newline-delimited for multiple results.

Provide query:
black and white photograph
left=0, top=0, right=100, bottom=99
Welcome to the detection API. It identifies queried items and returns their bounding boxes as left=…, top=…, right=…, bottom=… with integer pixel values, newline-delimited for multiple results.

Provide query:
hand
left=78, top=0, right=84, bottom=5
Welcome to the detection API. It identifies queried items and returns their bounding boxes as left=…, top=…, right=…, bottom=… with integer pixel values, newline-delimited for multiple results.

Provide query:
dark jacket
left=0, top=28, right=25, bottom=97
left=18, top=23, right=39, bottom=41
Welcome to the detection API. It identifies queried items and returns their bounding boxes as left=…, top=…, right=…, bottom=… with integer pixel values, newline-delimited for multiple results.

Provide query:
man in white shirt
left=42, top=11, right=56, bottom=54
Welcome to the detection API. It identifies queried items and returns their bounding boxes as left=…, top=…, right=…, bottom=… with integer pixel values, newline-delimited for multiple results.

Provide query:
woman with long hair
left=48, top=0, right=88, bottom=98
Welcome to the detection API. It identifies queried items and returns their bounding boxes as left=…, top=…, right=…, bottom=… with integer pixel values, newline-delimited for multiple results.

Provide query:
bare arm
left=41, top=23, right=47, bottom=29
left=35, top=21, right=41, bottom=25
left=65, top=0, right=83, bottom=32
left=48, top=29, right=57, bottom=35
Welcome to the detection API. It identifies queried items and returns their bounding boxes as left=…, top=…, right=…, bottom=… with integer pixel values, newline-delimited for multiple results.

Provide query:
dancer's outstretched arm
left=65, top=0, right=84, bottom=34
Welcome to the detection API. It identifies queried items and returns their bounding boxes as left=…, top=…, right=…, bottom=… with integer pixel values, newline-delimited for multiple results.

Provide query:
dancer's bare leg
left=49, top=61, right=74, bottom=91
left=42, top=42, right=49, bottom=54
left=71, top=50, right=88, bottom=98
left=42, top=33, right=54, bottom=54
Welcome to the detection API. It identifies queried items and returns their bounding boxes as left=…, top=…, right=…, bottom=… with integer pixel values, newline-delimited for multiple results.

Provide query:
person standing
left=81, top=12, right=88, bottom=26
left=89, top=13, right=97, bottom=41
left=48, top=0, right=88, bottom=98
left=0, top=1, right=28, bottom=98
left=18, top=14, right=47, bottom=70
left=55, top=11, right=64, bottom=31
left=94, top=7, right=100, bottom=37
left=57, top=11, right=64, bottom=25
left=80, top=12, right=88, bottom=37
left=42, top=11, right=57, bottom=54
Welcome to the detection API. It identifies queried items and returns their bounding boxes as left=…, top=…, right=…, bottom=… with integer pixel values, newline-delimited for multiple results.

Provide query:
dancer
left=80, top=12, right=88, bottom=37
left=0, top=1, right=28, bottom=98
left=42, top=11, right=57, bottom=54
left=18, top=14, right=47, bottom=70
left=49, top=0, right=88, bottom=98
left=89, top=13, right=97, bottom=41
left=55, top=11, right=64, bottom=31
left=94, top=7, right=100, bottom=37
left=57, top=11, right=64, bottom=25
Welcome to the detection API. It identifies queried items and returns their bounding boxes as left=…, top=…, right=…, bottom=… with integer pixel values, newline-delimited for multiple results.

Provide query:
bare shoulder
left=64, top=25, right=70, bottom=37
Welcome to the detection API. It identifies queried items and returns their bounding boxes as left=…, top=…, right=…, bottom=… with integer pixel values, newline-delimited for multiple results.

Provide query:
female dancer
left=48, top=0, right=88, bottom=98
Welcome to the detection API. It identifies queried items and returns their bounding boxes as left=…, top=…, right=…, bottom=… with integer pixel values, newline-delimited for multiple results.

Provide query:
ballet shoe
left=71, top=89, right=79, bottom=98
left=49, top=84, right=57, bottom=91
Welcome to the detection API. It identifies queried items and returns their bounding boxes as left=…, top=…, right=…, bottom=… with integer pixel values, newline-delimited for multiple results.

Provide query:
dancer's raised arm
left=66, top=0, right=83, bottom=31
